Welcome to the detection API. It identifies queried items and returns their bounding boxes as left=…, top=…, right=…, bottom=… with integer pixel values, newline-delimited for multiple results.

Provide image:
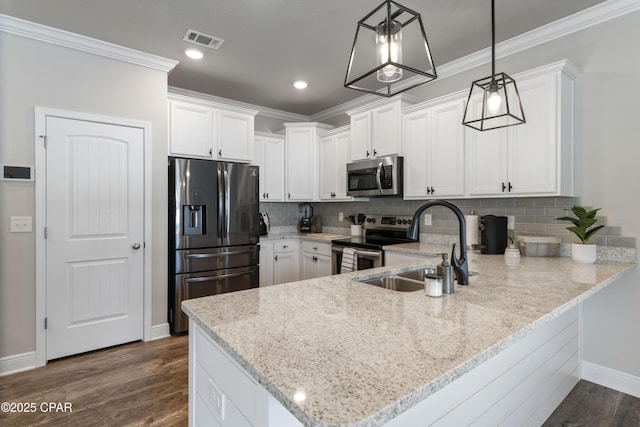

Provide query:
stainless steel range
left=331, top=215, right=415, bottom=274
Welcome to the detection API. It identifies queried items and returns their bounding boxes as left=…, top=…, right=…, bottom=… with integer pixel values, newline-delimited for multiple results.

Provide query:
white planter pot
left=572, top=243, right=597, bottom=264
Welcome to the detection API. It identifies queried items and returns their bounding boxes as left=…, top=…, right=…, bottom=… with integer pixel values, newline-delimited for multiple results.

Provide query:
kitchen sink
left=357, top=267, right=478, bottom=292
left=358, top=275, right=424, bottom=292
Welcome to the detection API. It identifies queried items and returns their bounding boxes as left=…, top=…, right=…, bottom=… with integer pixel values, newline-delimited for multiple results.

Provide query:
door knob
left=132, top=243, right=141, bottom=250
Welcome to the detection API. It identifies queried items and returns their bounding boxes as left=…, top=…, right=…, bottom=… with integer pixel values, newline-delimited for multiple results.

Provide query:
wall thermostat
left=1, top=164, right=34, bottom=181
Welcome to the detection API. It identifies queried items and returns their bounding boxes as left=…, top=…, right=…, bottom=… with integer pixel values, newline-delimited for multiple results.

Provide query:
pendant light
left=344, top=0, right=437, bottom=97
left=462, top=0, right=525, bottom=131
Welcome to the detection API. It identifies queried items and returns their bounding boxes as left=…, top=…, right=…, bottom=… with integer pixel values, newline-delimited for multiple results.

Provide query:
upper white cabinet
left=319, top=126, right=352, bottom=201
left=285, top=122, right=333, bottom=202
left=254, top=133, right=285, bottom=202
left=403, top=96, right=466, bottom=199
left=466, top=61, right=578, bottom=197
left=347, top=95, right=418, bottom=162
left=168, top=95, right=257, bottom=163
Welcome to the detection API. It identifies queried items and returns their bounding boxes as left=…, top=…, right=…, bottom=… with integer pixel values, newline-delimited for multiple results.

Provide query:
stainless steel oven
left=331, top=246, right=383, bottom=275
left=331, top=215, right=415, bottom=274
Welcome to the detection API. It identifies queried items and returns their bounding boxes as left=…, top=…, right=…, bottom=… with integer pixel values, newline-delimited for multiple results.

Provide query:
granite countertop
left=260, top=232, right=349, bottom=242
left=182, top=252, right=634, bottom=427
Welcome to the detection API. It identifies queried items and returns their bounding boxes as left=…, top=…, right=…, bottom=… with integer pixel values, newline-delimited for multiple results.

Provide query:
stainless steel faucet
left=407, top=200, right=469, bottom=286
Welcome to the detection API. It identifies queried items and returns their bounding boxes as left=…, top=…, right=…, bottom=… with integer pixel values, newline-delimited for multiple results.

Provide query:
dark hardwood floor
left=543, top=380, right=640, bottom=427
left=2, top=335, right=638, bottom=426
left=0, top=336, right=188, bottom=427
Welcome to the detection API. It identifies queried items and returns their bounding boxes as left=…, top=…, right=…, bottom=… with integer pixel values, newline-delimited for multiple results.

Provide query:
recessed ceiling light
left=293, top=80, right=308, bottom=90
left=184, top=48, right=204, bottom=60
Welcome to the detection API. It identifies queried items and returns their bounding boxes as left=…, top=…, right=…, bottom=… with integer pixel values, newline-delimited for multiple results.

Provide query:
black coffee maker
left=480, top=215, right=508, bottom=254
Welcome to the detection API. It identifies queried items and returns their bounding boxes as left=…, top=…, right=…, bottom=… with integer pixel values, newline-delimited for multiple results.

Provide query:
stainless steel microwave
left=346, top=155, right=403, bottom=197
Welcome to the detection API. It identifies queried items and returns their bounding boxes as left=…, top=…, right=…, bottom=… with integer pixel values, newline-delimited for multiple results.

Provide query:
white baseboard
left=582, top=360, right=640, bottom=398
left=150, top=323, right=170, bottom=341
left=0, top=351, right=37, bottom=377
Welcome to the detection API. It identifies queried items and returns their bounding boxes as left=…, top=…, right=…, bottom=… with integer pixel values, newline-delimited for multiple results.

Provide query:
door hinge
left=44, top=227, right=47, bottom=239
left=39, top=135, right=47, bottom=149
left=44, top=317, right=48, bottom=330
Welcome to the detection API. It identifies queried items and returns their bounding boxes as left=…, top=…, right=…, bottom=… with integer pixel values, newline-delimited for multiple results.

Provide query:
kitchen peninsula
left=182, top=249, right=634, bottom=426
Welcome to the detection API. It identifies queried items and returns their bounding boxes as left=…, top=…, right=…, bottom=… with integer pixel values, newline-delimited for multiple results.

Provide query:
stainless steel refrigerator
left=168, top=157, right=259, bottom=334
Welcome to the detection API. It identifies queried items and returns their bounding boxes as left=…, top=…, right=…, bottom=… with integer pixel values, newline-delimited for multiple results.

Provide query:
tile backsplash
left=259, top=197, right=636, bottom=249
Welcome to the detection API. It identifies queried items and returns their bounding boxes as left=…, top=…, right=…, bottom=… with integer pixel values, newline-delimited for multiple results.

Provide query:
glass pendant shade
left=345, top=0, right=436, bottom=97
left=462, top=0, right=525, bottom=131
left=462, top=72, right=525, bottom=131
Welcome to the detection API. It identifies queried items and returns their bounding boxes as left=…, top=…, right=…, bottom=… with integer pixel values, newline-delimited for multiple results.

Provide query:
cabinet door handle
left=508, top=182, right=513, bottom=192
left=373, top=149, right=377, bottom=156
left=366, top=150, right=370, bottom=157
left=209, top=149, right=212, bottom=156
left=282, top=245, right=288, bottom=249
left=274, top=255, right=278, bottom=262
left=288, top=193, right=291, bottom=199
left=312, top=246, right=318, bottom=250
left=501, top=182, right=506, bottom=192
left=430, top=186, right=435, bottom=194
left=266, top=193, right=269, bottom=199
left=313, top=256, right=318, bottom=262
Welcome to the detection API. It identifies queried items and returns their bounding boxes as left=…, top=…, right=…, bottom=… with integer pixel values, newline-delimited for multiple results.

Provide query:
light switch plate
left=508, top=216, right=515, bottom=230
left=10, top=216, right=32, bottom=232
left=338, top=212, right=344, bottom=221
left=424, top=214, right=432, bottom=226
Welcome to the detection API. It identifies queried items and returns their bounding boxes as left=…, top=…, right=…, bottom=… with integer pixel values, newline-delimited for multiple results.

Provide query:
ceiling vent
left=183, top=29, right=224, bottom=50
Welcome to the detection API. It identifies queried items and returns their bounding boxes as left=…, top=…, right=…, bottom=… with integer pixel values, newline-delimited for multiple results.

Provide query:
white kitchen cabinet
left=466, top=61, right=578, bottom=197
left=259, top=241, right=274, bottom=286
left=403, top=96, right=466, bottom=199
left=217, top=109, right=255, bottom=162
left=254, top=133, right=285, bottom=202
left=319, top=126, right=352, bottom=201
left=285, top=122, right=333, bottom=202
left=169, top=100, right=215, bottom=159
left=347, top=95, right=418, bottom=162
left=272, top=240, right=300, bottom=285
left=301, top=241, right=332, bottom=279
left=168, top=95, right=257, bottom=162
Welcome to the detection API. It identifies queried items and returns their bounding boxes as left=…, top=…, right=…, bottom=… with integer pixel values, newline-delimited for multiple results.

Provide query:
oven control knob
left=407, top=219, right=412, bottom=225
left=400, top=219, right=407, bottom=225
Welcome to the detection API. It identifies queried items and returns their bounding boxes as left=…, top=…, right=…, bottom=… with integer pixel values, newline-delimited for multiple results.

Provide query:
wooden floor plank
left=0, top=336, right=188, bottom=427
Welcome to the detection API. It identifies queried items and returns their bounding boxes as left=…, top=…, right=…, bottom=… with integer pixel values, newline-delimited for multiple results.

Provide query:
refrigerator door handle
left=185, top=249, right=255, bottom=259
left=223, top=166, right=229, bottom=241
left=217, top=163, right=224, bottom=239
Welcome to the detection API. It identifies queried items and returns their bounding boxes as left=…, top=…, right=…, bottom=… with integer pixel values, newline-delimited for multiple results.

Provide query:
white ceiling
left=0, top=0, right=606, bottom=116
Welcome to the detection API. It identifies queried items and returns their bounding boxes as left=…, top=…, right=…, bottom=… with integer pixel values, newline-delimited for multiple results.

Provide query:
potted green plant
left=557, top=206, right=605, bottom=264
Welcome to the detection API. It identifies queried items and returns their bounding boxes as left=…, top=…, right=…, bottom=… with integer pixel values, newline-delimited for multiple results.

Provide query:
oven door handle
left=353, top=249, right=382, bottom=258
left=375, top=161, right=384, bottom=194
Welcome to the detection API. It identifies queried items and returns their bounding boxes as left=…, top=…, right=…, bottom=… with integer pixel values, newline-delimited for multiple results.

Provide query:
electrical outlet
left=507, top=215, right=515, bottom=230
left=10, top=216, right=32, bottom=232
left=338, top=212, right=344, bottom=221
left=424, top=214, right=432, bottom=226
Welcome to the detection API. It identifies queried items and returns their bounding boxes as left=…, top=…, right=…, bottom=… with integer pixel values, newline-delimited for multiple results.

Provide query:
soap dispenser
left=438, top=253, right=455, bottom=294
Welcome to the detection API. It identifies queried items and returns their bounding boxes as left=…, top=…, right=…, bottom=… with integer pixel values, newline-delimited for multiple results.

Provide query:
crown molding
left=168, top=87, right=308, bottom=122
left=0, top=13, right=178, bottom=72
left=310, top=0, right=640, bottom=122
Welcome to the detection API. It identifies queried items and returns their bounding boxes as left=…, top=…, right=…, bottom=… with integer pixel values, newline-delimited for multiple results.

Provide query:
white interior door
left=45, top=116, right=144, bottom=360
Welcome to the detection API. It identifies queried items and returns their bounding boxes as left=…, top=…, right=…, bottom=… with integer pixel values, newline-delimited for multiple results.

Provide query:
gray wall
left=0, top=32, right=169, bottom=358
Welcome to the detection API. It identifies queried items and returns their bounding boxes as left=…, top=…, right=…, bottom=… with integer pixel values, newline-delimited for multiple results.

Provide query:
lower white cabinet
left=260, top=240, right=300, bottom=286
left=273, top=240, right=300, bottom=285
left=301, top=241, right=332, bottom=279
